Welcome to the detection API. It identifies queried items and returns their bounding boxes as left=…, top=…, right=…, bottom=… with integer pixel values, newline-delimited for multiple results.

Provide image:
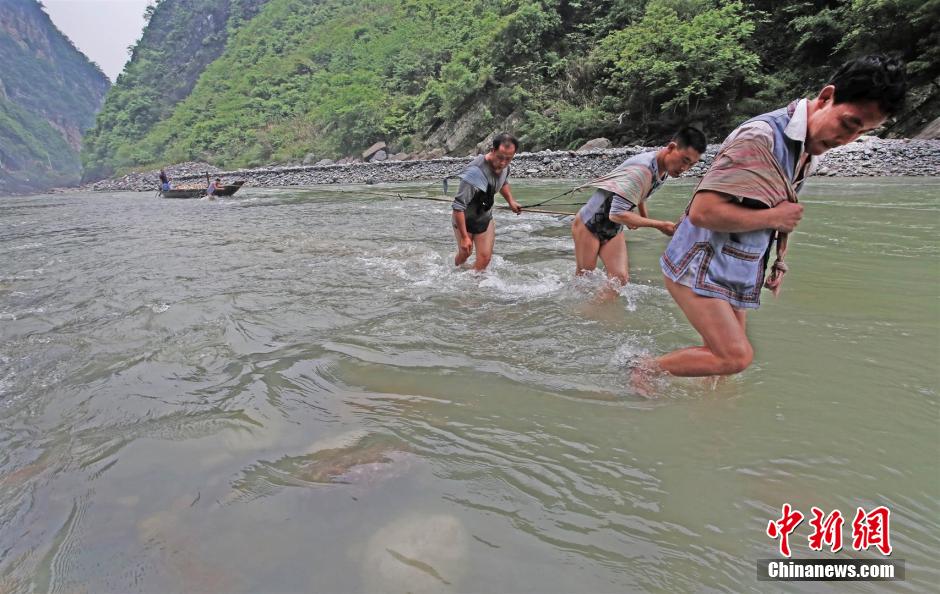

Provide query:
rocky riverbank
left=84, top=138, right=940, bottom=193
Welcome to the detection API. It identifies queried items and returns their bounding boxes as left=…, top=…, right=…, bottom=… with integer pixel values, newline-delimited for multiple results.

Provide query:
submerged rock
left=220, top=431, right=415, bottom=505
left=361, top=513, right=469, bottom=594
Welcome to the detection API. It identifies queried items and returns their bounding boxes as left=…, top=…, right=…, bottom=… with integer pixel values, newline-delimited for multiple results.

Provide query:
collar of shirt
left=648, top=153, right=667, bottom=189
left=785, top=98, right=818, bottom=174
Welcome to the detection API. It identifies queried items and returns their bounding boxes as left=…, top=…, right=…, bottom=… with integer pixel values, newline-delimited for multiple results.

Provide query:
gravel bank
left=85, top=138, right=940, bottom=193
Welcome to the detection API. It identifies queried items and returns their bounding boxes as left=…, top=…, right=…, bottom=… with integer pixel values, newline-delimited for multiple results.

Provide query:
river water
left=1, top=178, right=937, bottom=593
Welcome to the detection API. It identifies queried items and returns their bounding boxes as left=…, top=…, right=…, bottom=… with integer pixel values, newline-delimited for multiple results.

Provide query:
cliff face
left=0, top=0, right=110, bottom=195
left=81, top=0, right=269, bottom=180
left=84, top=0, right=940, bottom=176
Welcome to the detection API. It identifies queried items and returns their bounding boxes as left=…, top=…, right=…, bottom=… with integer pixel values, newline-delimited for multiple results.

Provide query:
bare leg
left=597, top=231, right=629, bottom=301
left=571, top=217, right=601, bottom=275
left=655, top=276, right=753, bottom=376
left=471, top=220, right=496, bottom=271
left=452, top=215, right=472, bottom=266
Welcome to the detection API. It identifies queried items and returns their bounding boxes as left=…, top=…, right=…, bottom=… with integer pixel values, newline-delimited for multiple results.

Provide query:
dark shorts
left=465, top=216, right=492, bottom=235
left=584, top=218, right=622, bottom=244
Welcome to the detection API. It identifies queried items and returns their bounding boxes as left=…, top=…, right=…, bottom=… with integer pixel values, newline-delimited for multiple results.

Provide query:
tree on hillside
left=595, top=0, right=760, bottom=139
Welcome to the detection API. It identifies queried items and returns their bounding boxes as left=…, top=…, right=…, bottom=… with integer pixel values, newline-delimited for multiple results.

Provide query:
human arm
left=500, top=183, right=521, bottom=214
left=607, top=193, right=675, bottom=235
left=452, top=211, right=472, bottom=252
left=452, top=181, right=475, bottom=252
left=687, top=191, right=803, bottom=233
left=610, top=210, right=676, bottom=235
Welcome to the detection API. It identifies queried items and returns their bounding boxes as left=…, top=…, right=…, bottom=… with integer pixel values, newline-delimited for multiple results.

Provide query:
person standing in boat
left=650, top=54, right=907, bottom=379
left=159, top=168, right=171, bottom=191
left=451, top=133, right=522, bottom=271
left=572, top=126, right=706, bottom=298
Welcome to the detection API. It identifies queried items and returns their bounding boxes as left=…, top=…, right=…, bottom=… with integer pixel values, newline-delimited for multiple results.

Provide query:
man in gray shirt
left=451, top=133, right=522, bottom=271
left=572, top=127, right=705, bottom=297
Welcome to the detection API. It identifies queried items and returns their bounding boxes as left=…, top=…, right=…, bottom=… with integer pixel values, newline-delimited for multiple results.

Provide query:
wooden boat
left=160, top=187, right=205, bottom=199
left=214, top=180, right=245, bottom=196
left=159, top=180, right=245, bottom=199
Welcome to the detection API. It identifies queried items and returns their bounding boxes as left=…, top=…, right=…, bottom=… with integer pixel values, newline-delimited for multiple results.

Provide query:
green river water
left=0, top=177, right=937, bottom=592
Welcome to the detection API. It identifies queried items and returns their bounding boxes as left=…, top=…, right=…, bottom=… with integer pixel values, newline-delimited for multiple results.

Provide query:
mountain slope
left=85, top=0, right=940, bottom=175
left=0, top=0, right=110, bottom=194
left=81, top=0, right=269, bottom=180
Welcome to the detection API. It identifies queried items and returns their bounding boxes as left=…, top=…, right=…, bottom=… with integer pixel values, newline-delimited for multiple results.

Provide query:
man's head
left=659, top=126, right=706, bottom=177
left=486, top=132, right=518, bottom=174
left=215, top=178, right=221, bottom=183
left=806, top=54, right=907, bottom=156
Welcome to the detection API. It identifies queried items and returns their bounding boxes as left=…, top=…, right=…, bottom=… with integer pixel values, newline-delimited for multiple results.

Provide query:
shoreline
left=79, top=138, right=940, bottom=193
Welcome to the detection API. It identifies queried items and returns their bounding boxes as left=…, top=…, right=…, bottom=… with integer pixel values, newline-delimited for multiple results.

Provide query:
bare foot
left=627, top=355, right=668, bottom=399
left=700, top=375, right=724, bottom=390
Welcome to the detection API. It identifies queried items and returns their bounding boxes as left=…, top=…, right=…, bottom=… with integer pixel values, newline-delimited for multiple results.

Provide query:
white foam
left=477, top=271, right=564, bottom=299
left=10, top=242, right=43, bottom=251
left=616, top=282, right=663, bottom=312
left=0, top=307, right=46, bottom=321
left=611, top=341, right=651, bottom=367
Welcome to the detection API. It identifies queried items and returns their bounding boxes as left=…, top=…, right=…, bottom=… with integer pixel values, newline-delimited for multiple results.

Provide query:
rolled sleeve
left=451, top=181, right=474, bottom=211
left=609, top=194, right=637, bottom=216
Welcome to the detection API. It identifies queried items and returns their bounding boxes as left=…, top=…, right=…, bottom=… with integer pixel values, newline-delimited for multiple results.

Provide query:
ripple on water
left=0, top=181, right=936, bottom=593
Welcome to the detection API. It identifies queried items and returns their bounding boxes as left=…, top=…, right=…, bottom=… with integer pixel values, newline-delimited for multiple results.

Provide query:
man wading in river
left=572, top=126, right=706, bottom=299
left=649, top=54, right=907, bottom=378
left=451, top=133, right=522, bottom=271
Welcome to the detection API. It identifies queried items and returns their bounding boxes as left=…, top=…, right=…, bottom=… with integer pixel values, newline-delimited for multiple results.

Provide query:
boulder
left=370, top=150, right=388, bottom=162
left=914, top=116, right=940, bottom=140
left=302, top=153, right=317, bottom=165
left=576, top=138, right=611, bottom=152
left=426, top=148, right=446, bottom=159
left=387, top=152, right=408, bottom=162
left=362, top=141, right=387, bottom=160
left=314, top=158, right=335, bottom=166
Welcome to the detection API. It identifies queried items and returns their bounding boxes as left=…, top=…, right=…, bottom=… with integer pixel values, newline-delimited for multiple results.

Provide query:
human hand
left=772, top=202, right=804, bottom=233
left=460, top=236, right=472, bottom=253
left=658, top=221, right=677, bottom=236
left=508, top=199, right=522, bottom=215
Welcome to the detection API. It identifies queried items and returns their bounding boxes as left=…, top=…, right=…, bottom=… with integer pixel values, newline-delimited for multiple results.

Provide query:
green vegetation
left=80, top=0, right=269, bottom=180
left=83, top=0, right=940, bottom=177
left=0, top=97, right=80, bottom=193
left=0, top=0, right=109, bottom=194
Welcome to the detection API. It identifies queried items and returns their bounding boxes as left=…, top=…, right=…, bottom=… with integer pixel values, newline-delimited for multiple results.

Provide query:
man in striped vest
left=653, top=55, right=907, bottom=378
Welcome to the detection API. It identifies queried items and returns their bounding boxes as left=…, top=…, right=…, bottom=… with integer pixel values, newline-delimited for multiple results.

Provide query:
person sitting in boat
left=207, top=177, right=222, bottom=199
left=159, top=169, right=171, bottom=191
left=450, top=133, right=522, bottom=271
left=572, top=126, right=706, bottom=299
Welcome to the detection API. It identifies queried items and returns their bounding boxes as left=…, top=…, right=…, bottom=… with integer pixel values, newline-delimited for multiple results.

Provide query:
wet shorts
left=584, top=218, right=622, bottom=244
left=465, top=216, right=492, bottom=235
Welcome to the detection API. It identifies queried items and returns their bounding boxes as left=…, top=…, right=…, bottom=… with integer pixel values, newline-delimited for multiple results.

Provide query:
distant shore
left=83, top=138, right=940, bottom=193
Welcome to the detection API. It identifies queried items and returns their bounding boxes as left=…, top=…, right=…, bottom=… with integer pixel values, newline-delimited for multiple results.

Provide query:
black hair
left=491, top=132, right=519, bottom=152
left=829, top=54, right=907, bottom=116
left=672, top=126, right=707, bottom=154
